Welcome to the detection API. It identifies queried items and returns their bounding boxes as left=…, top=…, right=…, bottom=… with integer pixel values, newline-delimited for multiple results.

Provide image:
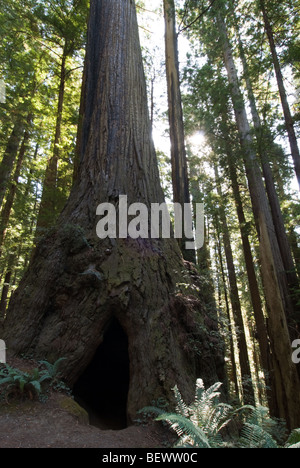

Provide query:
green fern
left=39, top=357, right=67, bottom=381
left=238, top=422, right=278, bottom=448
left=286, top=429, right=300, bottom=448
left=156, top=412, right=210, bottom=448
left=0, top=365, right=47, bottom=399
left=140, top=379, right=233, bottom=448
left=140, top=379, right=300, bottom=449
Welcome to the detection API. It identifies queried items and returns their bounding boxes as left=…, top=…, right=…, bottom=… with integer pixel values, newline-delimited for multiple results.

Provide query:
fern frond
left=286, top=429, right=300, bottom=447
left=172, top=385, right=190, bottom=418
left=39, top=357, right=66, bottom=378
left=239, top=423, right=278, bottom=448
left=288, top=442, right=300, bottom=448
left=52, top=357, right=67, bottom=375
left=156, top=412, right=211, bottom=448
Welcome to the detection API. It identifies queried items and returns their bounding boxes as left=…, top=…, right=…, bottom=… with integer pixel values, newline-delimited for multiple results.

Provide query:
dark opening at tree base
left=73, top=317, right=130, bottom=430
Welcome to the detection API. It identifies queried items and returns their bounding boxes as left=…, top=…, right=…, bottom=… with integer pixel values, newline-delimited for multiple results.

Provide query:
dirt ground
left=0, top=355, right=174, bottom=449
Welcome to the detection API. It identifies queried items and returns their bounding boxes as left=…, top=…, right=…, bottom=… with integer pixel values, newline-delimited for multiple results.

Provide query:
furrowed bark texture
left=3, top=0, right=224, bottom=423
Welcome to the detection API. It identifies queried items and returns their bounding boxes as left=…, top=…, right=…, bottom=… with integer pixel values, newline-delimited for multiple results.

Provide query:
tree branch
left=178, top=0, right=217, bottom=35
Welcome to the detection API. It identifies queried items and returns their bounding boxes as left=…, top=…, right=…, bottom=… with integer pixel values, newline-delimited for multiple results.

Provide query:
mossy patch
left=59, top=396, right=89, bottom=425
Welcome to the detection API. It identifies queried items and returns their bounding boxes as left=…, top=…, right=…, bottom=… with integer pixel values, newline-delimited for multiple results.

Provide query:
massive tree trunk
left=3, top=0, right=224, bottom=425
left=163, top=0, right=195, bottom=263
left=216, top=11, right=300, bottom=429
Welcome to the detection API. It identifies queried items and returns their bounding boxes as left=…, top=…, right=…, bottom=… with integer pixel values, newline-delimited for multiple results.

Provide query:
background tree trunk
left=3, top=0, right=224, bottom=425
left=0, top=127, right=30, bottom=253
left=163, top=0, right=195, bottom=263
left=35, top=42, right=68, bottom=233
left=214, top=166, right=255, bottom=405
left=259, top=0, right=300, bottom=190
left=0, top=119, right=25, bottom=208
left=236, top=29, right=300, bottom=332
left=216, top=10, right=300, bottom=429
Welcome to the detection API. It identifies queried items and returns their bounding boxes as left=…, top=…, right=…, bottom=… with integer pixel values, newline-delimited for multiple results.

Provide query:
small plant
left=0, top=365, right=49, bottom=401
left=38, top=357, right=66, bottom=384
left=0, top=357, right=68, bottom=402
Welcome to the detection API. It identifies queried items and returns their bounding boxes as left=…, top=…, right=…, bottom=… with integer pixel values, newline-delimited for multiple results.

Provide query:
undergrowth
left=0, top=357, right=68, bottom=402
left=139, top=379, right=300, bottom=449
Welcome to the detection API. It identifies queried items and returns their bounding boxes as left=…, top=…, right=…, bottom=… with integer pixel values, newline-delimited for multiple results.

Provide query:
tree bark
left=163, top=0, right=195, bottom=263
left=0, top=127, right=30, bottom=254
left=214, top=167, right=255, bottom=405
left=259, top=0, right=300, bottom=191
left=236, top=30, right=300, bottom=336
left=0, top=269, right=12, bottom=320
left=3, top=0, right=224, bottom=424
left=35, top=42, right=68, bottom=233
left=215, top=228, right=239, bottom=399
left=217, top=11, right=300, bottom=429
left=0, top=119, right=25, bottom=208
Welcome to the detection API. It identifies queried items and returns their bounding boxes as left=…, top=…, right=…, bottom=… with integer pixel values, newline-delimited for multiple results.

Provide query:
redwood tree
left=216, top=8, right=300, bottom=429
left=163, top=0, right=195, bottom=263
left=3, top=0, right=224, bottom=424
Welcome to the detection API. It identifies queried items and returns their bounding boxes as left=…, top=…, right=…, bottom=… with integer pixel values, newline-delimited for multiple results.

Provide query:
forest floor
left=0, top=355, right=175, bottom=449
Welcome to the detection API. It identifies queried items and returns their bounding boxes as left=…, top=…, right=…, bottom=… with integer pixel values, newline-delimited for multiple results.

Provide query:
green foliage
left=286, top=429, right=300, bottom=448
left=0, top=357, right=67, bottom=401
left=140, top=379, right=300, bottom=448
left=38, top=357, right=66, bottom=382
left=0, top=364, right=49, bottom=400
left=140, top=379, right=233, bottom=448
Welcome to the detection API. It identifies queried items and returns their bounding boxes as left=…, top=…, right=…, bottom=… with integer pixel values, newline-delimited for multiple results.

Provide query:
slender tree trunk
left=0, top=270, right=12, bottom=320
left=73, top=50, right=87, bottom=186
left=227, top=160, right=269, bottom=367
left=163, top=0, right=195, bottom=263
left=215, top=228, right=240, bottom=399
left=36, top=43, right=68, bottom=233
left=217, top=11, right=300, bottom=429
left=214, top=167, right=255, bottom=405
left=259, top=0, right=300, bottom=190
left=3, top=0, right=224, bottom=424
left=289, top=228, right=300, bottom=278
left=236, top=30, right=300, bottom=335
left=0, top=119, right=25, bottom=208
left=0, top=127, right=30, bottom=254
left=226, top=156, right=279, bottom=413
left=0, top=253, right=15, bottom=320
